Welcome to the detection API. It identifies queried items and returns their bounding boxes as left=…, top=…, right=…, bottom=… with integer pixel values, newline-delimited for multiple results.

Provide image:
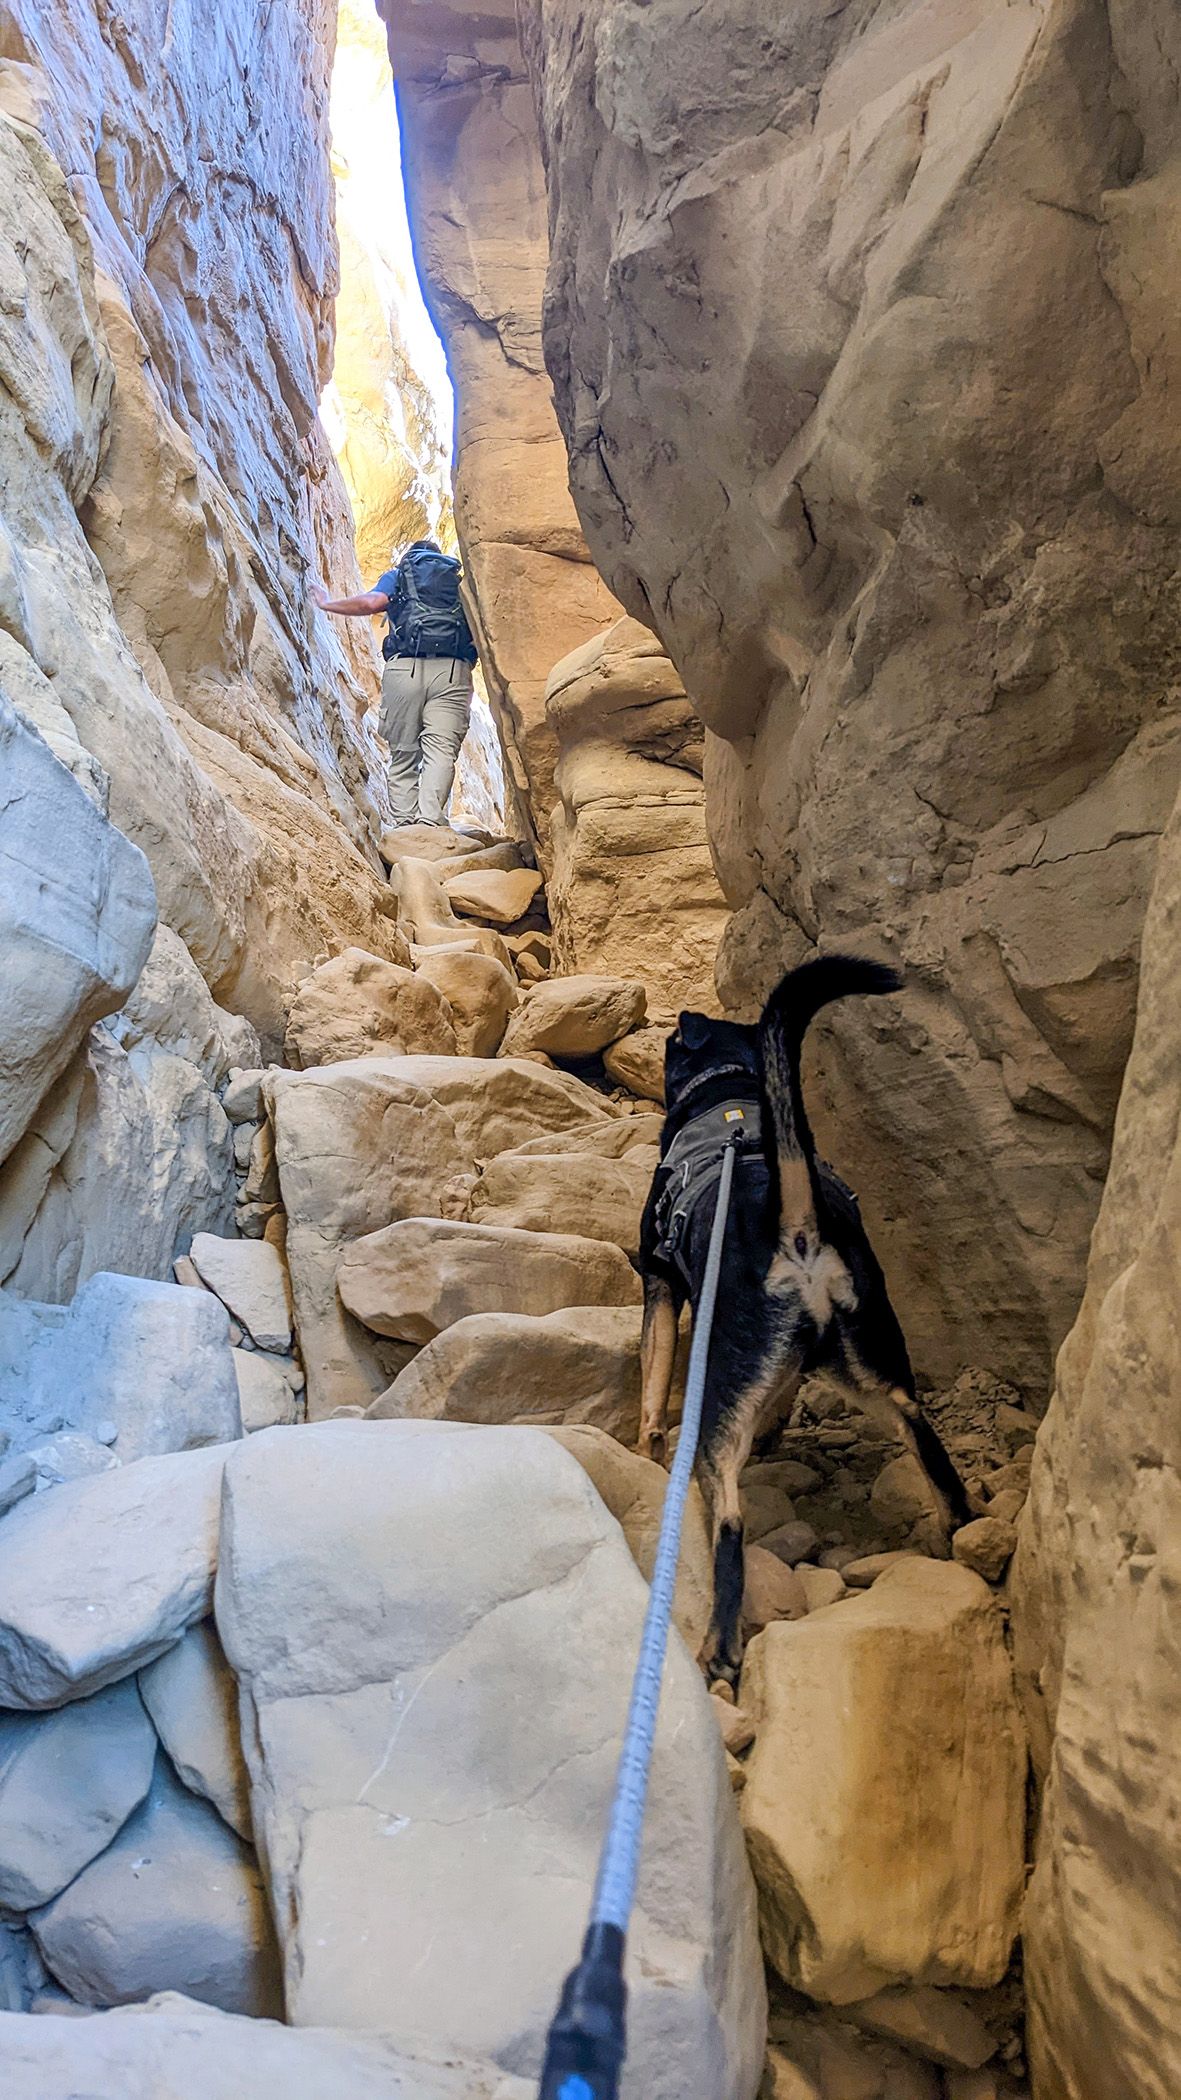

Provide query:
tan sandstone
left=741, top=1560, right=1025, bottom=2003
left=284, top=947, right=455, bottom=1067
left=337, top=1217, right=640, bottom=1343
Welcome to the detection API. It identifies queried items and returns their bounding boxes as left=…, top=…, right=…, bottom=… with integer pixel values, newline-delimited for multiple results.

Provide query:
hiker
left=311, top=539, right=478, bottom=829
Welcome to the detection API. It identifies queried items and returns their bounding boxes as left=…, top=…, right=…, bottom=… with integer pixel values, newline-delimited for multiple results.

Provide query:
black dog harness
left=650, top=1097, right=763, bottom=1292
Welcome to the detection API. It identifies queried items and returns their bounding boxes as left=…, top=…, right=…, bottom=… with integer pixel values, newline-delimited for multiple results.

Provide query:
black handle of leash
left=537, top=1923, right=627, bottom=2100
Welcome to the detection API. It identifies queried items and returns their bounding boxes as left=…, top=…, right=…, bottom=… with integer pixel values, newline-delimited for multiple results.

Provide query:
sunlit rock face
left=380, top=0, right=621, bottom=854
left=518, top=0, right=1181, bottom=1390
left=326, top=0, right=453, bottom=584
left=0, top=0, right=406, bottom=1055
left=1013, top=778, right=1181, bottom=2100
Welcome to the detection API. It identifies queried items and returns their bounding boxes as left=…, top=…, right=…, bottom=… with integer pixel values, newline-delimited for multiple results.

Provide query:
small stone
left=986, top=1487, right=1025, bottom=1524
left=952, top=1518, right=1017, bottom=1583
left=28, top=1433, right=119, bottom=1490
left=92, top=1421, right=119, bottom=1448
left=713, top=1700, right=756, bottom=1756
left=232, top=1351, right=299, bottom=1434
left=710, top=1679, right=736, bottom=1707
left=845, top=1984, right=997, bottom=2068
left=994, top=1401, right=1040, bottom=1447
left=139, top=1621, right=252, bottom=1839
left=745, top=1545, right=808, bottom=1632
left=172, top=1256, right=206, bottom=1291
left=818, top=1545, right=860, bottom=1572
left=760, top=1521, right=820, bottom=1568
left=985, top=1453, right=1034, bottom=1496
left=189, top=1235, right=292, bottom=1354
left=221, top=1069, right=267, bottom=1124
left=797, top=1566, right=847, bottom=1612
left=726, top=1750, right=748, bottom=1793
left=232, top=1123, right=258, bottom=1171
left=842, top=1550, right=930, bottom=1588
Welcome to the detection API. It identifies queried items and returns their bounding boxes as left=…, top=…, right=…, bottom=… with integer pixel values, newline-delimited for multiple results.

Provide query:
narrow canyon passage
left=0, top=4, right=1177, bottom=2099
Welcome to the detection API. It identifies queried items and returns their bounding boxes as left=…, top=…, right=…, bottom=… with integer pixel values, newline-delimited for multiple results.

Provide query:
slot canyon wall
left=517, top=0, right=1181, bottom=1395
left=380, top=0, right=728, bottom=1010
left=504, top=3, right=1180, bottom=2096
left=0, top=0, right=405, bottom=1293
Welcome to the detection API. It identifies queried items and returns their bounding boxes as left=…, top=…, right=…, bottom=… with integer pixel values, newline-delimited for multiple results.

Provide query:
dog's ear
left=676, top=1010, right=712, bottom=1050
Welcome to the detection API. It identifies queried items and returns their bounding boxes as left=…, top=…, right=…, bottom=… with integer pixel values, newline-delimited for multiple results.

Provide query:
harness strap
left=537, top=1133, right=743, bottom=2100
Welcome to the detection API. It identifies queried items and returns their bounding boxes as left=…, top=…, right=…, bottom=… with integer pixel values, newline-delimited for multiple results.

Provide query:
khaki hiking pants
left=380, top=655, right=474, bottom=827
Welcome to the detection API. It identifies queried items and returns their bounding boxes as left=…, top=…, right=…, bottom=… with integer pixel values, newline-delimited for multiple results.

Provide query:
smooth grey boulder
left=139, top=1623, right=251, bottom=1839
left=0, top=1272, right=241, bottom=1463
left=0, top=1446, right=226, bottom=1708
left=0, top=1998, right=531, bottom=2098
left=31, top=1758, right=282, bottom=2016
left=216, top=1420, right=765, bottom=2099
left=231, top=1348, right=299, bottom=1433
left=0, top=699, right=156, bottom=1171
left=0, top=1678, right=157, bottom=1908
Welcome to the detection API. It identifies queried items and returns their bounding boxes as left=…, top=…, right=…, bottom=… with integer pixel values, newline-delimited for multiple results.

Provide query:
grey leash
left=537, top=1130, right=743, bottom=2100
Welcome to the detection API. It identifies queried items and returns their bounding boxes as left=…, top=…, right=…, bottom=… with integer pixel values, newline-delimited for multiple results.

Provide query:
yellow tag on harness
left=723, top=1108, right=745, bottom=1122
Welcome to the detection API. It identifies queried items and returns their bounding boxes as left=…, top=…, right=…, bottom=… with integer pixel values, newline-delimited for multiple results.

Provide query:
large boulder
left=447, top=1144, right=657, bottom=1257
left=500, top=972, right=646, bottom=1057
left=31, top=1758, right=282, bottom=2016
left=338, top=1216, right=640, bottom=1342
left=603, top=1025, right=667, bottom=1104
left=0, top=2001, right=529, bottom=2099
left=0, top=1272, right=240, bottom=1464
left=215, top=1421, right=765, bottom=2096
left=369, top=1303, right=644, bottom=1441
left=284, top=948, right=455, bottom=1068
left=412, top=947, right=517, bottom=1056
left=0, top=1679, right=156, bottom=1908
left=740, top=1560, right=1026, bottom=2003
left=0, top=1447, right=226, bottom=1707
left=266, top=1056, right=620, bottom=1416
left=0, top=700, right=156, bottom=1171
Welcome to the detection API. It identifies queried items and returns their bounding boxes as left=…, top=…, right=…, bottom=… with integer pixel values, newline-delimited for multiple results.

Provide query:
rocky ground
left=0, top=823, right=1036, bottom=2100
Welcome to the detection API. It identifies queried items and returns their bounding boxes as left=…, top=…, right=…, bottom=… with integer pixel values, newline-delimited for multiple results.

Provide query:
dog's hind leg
left=698, top=1350, right=801, bottom=1691
left=638, top=1271, right=681, bottom=1466
left=837, top=1325, right=969, bottom=1545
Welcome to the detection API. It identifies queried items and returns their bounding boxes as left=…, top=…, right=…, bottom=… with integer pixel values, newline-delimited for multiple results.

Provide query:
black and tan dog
left=637, top=955, right=968, bottom=1690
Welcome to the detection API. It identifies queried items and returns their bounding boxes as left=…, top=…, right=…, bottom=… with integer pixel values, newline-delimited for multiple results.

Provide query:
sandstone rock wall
left=379, top=0, right=623, bottom=850
left=517, top=0, right=1181, bottom=1391
left=1012, top=769, right=1181, bottom=2100
left=0, top=0, right=405, bottom=1061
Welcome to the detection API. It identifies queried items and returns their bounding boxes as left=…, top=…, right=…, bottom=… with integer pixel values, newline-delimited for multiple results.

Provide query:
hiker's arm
left=309, top=583, right=390, bottom=617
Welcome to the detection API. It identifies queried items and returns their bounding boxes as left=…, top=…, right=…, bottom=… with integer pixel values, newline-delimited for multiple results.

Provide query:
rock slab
left=216, top=1421, right=765, bottom=2097
left=0, top=1447, right=226, bottom=1707
left=338, top=1216, right=640, bottom=1342
left=741, top=1560, right=1025, bottom=2003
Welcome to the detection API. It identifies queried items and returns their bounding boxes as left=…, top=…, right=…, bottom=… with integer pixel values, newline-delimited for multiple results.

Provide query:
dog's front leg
left=638, top=1272, right=679, bottom=1466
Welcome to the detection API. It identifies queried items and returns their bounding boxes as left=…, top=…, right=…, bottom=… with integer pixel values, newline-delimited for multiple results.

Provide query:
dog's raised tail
left=758, top=953, right=902, bottom=1241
